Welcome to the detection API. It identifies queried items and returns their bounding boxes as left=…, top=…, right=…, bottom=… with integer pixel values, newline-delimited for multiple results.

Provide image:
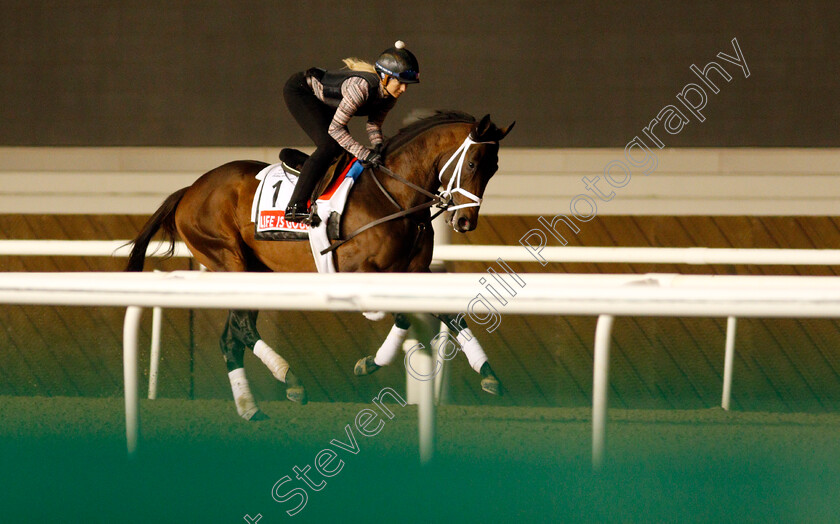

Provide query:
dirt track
left=1, top=397, right=839, bottom=523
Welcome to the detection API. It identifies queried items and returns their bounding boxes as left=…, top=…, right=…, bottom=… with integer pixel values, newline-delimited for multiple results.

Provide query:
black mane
left=384, top=110, right=476, bottom=154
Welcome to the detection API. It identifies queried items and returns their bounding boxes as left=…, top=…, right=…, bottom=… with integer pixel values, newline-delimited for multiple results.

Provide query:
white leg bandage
left=253, top=340, right=290, bottom=383
left=374, top=324, right=409, bottom=366
left=363, top=311, right=386, bottom=321
left=457, top=328, right=488, bottom=373
left=228, top=368, right=259, bottom=419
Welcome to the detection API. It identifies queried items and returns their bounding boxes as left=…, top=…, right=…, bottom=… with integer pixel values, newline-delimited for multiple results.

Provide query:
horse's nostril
left=457, top=216, right=470, bottom=231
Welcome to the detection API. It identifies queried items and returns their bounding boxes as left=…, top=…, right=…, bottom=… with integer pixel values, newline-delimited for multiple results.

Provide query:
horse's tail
left=125, top=187, right=189, bottom=272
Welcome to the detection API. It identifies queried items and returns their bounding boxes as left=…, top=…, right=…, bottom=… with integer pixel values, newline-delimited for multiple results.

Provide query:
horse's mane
left=383, top=110, right=476, bottom=154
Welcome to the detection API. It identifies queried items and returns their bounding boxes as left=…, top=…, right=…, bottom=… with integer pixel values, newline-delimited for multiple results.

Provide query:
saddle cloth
left=250, top=159, right=365, bottom=273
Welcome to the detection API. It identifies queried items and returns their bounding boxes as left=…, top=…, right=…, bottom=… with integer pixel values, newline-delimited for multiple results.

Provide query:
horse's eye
left=468, top=161, right=475, bottom=169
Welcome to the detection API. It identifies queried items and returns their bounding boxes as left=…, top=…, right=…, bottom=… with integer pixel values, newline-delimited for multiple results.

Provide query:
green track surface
left=1, top=396, right=839, bottom=523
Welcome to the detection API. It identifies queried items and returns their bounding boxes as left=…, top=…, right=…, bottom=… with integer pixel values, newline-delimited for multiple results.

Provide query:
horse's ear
left=497, top=120, right=516, bottom=140
left=472, top=114, right=492, bottom=140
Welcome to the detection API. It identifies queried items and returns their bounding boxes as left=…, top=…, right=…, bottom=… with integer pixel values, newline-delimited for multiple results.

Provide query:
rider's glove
left=363, top=149, right=382, bottom=168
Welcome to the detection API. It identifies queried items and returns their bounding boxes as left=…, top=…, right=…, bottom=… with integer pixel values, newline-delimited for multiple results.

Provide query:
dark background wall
left=1, top=0, right=837, bottom=147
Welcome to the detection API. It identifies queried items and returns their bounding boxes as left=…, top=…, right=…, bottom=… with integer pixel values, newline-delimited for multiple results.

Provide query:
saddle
left=252, top=149, right=362, bottom=242
left=278, top=148, right=355, bottom=203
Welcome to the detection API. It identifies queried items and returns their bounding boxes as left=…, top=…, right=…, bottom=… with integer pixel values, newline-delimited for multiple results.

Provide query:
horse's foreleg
left=436, top=313, right=502, bottom=396
left=354, top=313, right=411, bottom=376
left=229, top=309, right=308, bottom=405
left=254, top=340, right=307, bottom=405
left=221, top=311, right=268, bottom=421
left=374, top=313, right=412, bottom=366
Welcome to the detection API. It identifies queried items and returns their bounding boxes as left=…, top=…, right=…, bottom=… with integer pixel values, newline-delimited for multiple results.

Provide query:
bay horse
left=125, top=111, right=514, bottom=420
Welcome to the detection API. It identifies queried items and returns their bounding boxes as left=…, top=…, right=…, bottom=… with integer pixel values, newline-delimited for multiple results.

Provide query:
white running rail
left=6, top=240, right=840, bottom=266
left=2, top=270, right=840, bottom=468
left=5, top=240, right=840, bottom=408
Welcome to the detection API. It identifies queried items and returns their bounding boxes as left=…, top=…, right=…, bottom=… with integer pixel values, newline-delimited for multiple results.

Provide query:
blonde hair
left=342, top=57, right=377, bottom=74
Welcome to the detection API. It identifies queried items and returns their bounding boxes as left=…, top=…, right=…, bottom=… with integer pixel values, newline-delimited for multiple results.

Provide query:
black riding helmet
left=375, top=40, right=420, bottom=83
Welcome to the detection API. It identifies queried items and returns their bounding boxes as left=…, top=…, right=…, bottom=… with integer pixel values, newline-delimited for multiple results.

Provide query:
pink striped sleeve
left=328, top=77, right=372, bottom=159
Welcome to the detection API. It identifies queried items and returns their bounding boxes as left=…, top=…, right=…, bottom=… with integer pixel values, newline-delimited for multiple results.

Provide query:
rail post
left=148, top=306, right=162, bottom=399
left=123, top=306, right=143, bottom=458
left=592, top=314, right=615, bottom=470
left=722, top=316, right=738, bottom=410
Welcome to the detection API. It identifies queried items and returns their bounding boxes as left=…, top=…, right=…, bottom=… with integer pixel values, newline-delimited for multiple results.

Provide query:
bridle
left=438, top=136, right=492, bottom=211
left=319, top=135, right=494, bottom=255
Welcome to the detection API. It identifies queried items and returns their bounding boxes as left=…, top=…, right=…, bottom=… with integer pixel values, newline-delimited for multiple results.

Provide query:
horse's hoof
left=243, top=408, right=269, bottom=421
left=481, top=375, right=503, bottom=396
left=285, top=371, right=307, bottom=405
left=286, top=386, right=308, bottom=405
left=249, top=409, right=270, bottom=421
left=354, top=355, right=381, bottom=376
left=479, top=362, right=503, bottom=396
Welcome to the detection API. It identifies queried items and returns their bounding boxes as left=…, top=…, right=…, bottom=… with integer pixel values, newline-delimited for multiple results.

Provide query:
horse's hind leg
left=221, top=310, right=268, bottom=420
left=436, top=313, right=503, bottom=396
left=354, top=313, right=412, bottom=376
left=225, top=309, right=308, bottom=407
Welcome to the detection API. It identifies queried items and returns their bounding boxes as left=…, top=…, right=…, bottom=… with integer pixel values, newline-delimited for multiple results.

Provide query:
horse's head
left=440, top=114, right=515, bottom=233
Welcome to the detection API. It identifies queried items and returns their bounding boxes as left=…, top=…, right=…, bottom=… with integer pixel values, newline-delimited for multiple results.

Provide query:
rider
left=283, top=40, right=420, bottom=222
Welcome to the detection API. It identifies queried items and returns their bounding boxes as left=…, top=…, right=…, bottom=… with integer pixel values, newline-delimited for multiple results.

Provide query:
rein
left=374, top=163, right=450, bottom=222
left=319, top=135, right=493, bottom=256
left=365, top=163, right=448, bottom=222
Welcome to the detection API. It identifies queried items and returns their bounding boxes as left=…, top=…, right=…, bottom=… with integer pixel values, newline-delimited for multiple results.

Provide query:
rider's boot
left=284, top=201, right=311, bottom=223
left=285, top=158, right=323, bottom=223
